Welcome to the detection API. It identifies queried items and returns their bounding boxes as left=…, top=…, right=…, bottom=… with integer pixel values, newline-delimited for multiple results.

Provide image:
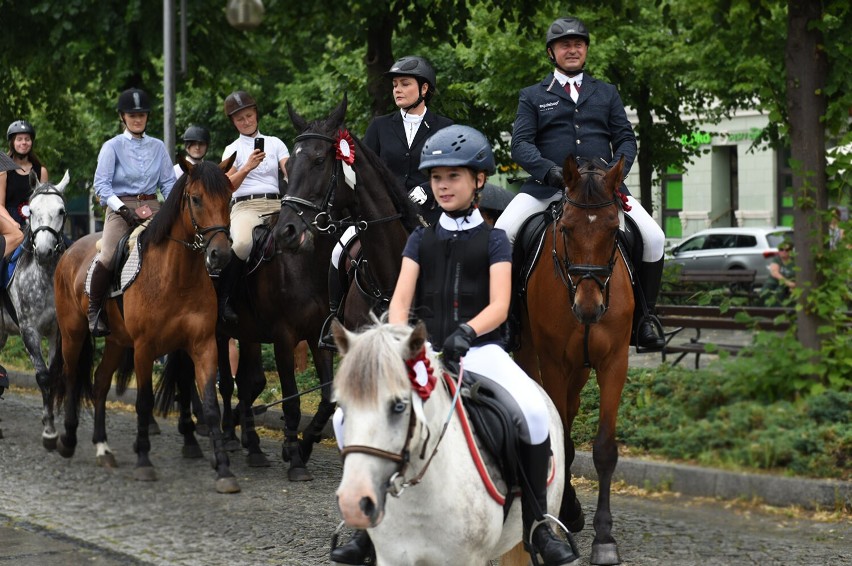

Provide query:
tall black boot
left=636, top=258, right=665, bottom=350
left=330, top=529, right=374, bottom=565
left=87, top=261, right=112, bottom=337
left=521, top=437, right=580, bottom=566
left=318, top=265, right=345, bottom=351
left=215, top=257, right=244, bottom=324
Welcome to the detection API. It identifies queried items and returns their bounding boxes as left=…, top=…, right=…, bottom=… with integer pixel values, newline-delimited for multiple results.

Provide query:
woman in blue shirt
left=88, top=88, right=177, bottom=336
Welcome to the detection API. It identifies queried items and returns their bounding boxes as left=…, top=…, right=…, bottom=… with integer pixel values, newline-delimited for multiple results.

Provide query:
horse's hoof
left=590, top=542, right=621, bottom=565
left=56, top=437, right=75, bottom=459
left=215, top=476, right=241, bottom=494
left=42, top=436, right=58, bottom=451
left=133, top=466, right=158, bottom=482
left=182, top=444, right=204, bottom=459
left=96, top=453, right=118, bottom=468
left=288, top=465, right=314, bottom=482
left=247, top=452, right=271, bottom=467
left=224, top=438, right=242, bottom=452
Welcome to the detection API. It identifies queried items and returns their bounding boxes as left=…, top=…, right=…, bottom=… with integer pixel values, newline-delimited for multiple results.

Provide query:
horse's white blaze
left=588, top=214, right=597, bottom=223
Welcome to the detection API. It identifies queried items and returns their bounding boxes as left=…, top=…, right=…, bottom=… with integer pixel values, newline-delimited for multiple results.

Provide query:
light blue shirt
left=94, top=130, right=177, bottom=211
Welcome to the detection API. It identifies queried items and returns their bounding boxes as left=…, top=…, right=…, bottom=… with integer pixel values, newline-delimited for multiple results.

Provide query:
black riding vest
left=415, top=224, right=503, bottom=348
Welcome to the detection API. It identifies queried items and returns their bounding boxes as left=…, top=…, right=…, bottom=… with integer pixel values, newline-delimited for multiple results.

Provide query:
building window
left=662, top=166, right=683, bottom=238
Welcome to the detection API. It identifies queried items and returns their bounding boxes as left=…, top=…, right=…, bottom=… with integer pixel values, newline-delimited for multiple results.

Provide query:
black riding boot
left=215, top=257, right=244, bottom=325
left=636, top=258, right=665, bottom=350
left=318, top=265, right=344, bottom=351
left=521, top=437, right=580, bottom=566
left=330, top=529, right=374, bottom=565
left=87, top=260, right=111, bottom=337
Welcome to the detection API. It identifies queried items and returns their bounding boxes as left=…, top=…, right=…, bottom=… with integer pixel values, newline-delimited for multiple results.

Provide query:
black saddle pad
left=247, top=220, right=277, bottom=275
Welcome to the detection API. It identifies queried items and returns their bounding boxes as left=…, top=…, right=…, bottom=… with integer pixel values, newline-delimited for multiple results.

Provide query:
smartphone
left=254, top=137, right=265, bottom=152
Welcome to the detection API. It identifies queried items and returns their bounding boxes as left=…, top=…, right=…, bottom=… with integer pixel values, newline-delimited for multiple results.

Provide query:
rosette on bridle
left=335, top=129, right=357, bottom=189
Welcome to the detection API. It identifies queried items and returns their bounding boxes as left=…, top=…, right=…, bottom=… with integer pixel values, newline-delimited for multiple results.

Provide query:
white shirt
left=401, top=109, right=426, bottom=147
left=173, top=156, right=201, bottom=179
left=554, top=70, right=583, bottom=102
left=222, top=132, right=290, bottom=198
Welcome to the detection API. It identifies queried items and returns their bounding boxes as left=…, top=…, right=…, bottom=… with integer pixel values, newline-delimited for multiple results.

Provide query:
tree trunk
left=364, top=13, right=397, bottom=118
left=635, top=85, right=654, bottom=214
left=785, top=0, right=828, bottom=359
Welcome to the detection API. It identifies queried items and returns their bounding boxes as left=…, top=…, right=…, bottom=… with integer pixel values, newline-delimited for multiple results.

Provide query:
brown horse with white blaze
left=515, top=154, right=632, bottom=565
left=51, top=156, right=241, bottom=493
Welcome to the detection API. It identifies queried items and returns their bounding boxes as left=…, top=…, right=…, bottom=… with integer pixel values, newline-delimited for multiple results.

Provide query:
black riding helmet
left=117, top=88, right=151, bottom=113
left=546, top=17, right=590, bottom=50
left=385, top=56, right=437, bottom=109
left=7, top=120, right=36, bottom=141
left=182, top=125, right=211, bottom=145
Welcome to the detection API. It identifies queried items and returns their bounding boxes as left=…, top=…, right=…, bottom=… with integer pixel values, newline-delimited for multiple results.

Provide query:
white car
left=666, top=227, right=794, bottom=285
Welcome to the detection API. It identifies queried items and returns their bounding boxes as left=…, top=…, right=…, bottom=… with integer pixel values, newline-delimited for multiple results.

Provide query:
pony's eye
left=314, top=156, right=326, bottom=167
left=391, top=399, right=407, bottom=414
left=191, top=195, right=201, bottom=207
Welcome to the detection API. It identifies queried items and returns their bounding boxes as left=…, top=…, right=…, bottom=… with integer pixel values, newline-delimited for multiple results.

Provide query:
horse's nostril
left=359, top=496, right=377, bottom=520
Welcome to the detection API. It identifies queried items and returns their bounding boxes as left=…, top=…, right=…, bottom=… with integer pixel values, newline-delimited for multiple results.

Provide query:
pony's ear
left=563, top=154, right=580, bottom=189
left=178, top=154, right=192, bottom=175
left=407, top=321, right=428, bottom=358
left=28, top=169, right=39, bottom=191
left=331, top=319, right=351, bottom=355
left=56, top=170, right=70, bottom=193
left=220, top=152, right=237, bottom=174
left=328, top=94, right=348, bottom=129
left=287, top=102, right=308, bottom=133
left=605, top=156, right=625, bottom=195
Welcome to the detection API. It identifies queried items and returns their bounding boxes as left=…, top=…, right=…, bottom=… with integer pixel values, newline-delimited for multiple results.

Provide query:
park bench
left=661, top=269, right=759, bottom=303
left=655, top=304, right=792, bottom=368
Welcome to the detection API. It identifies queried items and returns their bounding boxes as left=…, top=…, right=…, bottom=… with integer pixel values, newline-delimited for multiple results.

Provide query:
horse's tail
left=114, top=348, right=135, bottom=396
left=155, top=349, right=193, bottom=417
left=52, top=333, right=95, bottom=411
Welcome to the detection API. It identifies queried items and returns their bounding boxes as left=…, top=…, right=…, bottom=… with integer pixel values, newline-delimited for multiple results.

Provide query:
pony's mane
left=142, top=161, right=231, bottom=249
left=334, top=323, right=425, bottom=408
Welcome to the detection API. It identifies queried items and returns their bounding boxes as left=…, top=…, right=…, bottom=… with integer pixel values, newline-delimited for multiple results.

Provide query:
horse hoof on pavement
left=182, top=444, right=204, bottom=459
left=247, top=452, right=271, bottom=467
left=96, top=452, right=118, bottom=468
left=133, top=466, right=158, bottom=482
left=57, top=437, right=76, bottom=458
left=288, top=465, right=314, bottom=482
left=42, top=435, right=58, bottom=451
left=215, top=476, right=241, bottom=494
left=591, top=542, right=621, bottom=565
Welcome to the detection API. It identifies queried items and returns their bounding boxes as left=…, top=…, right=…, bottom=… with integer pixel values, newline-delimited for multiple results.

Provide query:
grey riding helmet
left=546, top=17, right=590, bottom=50
left=419, top=125, right=495, bottom=175
left=182, top=125, right=211, bottom=145
left=117, top=88, right=151, bottom=113
left=7, top=119, right=36, bottom=141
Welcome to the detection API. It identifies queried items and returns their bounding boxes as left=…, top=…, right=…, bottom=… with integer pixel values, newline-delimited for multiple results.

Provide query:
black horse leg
left=297, top=346, right=336, bottom=464
left=275, top=341, right=312, bottom=481
left=176, top=361, right=203, bottom=459
left=132, top=371, right=157, bottom=481
left=590, top=428, right=620, bottom=565
left=235, top=342, right=270, bottom=467
left=217, top=334, right=240, bottom=452
left=559, top=428, right=586, bottom=533
left=198, top=359, right=240, bottom=494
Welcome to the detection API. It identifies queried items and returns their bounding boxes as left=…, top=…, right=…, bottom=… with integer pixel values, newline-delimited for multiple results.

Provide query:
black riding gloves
left=117, top=206, right=142, bottom=228
left=545, top=166, right=564, bottom=189
left=441, top=323, right=477, bottom=364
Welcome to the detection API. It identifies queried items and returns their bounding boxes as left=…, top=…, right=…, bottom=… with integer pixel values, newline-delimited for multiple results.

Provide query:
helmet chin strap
left=444, top=179, right=483, bottom=220
left=547, top=49, right=584, bottom=78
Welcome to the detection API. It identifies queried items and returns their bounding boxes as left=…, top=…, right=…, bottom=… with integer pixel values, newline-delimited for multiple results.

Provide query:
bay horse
left=51, top=157, right=241, bottom=493
left=331, top=321, right=567, bottom=566
left=0, top=171, right=69, bottom=447
left=515, top=155, right=632, bottom=565
left=274, top=95, right=421, bottom=330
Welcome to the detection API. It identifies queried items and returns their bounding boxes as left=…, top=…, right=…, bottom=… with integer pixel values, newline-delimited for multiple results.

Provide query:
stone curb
left=8, top=369, right=850, bottom=511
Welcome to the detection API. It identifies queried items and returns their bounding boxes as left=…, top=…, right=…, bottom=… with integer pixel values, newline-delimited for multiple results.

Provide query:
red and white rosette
left=17, top=201, right=30, bottom=220
left=335, top=129, right=357, bottom=189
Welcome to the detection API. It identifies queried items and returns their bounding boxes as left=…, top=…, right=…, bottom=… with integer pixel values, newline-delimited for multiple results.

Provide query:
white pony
left=332, top=320, right=569, bottom=566
left=0, top=170, right=69, bottom=447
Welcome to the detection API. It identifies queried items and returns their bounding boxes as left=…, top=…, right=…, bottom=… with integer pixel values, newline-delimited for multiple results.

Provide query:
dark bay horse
left=0, top=171, right=69, bottom=447
left=274, top=96, right=421, bottom=329
left=51, top=157, right=241, bottom=493
left=515, top=155, right=632, bottom=565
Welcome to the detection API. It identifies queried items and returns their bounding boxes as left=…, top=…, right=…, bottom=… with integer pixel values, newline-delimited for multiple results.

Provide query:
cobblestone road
left=1, top=389, right=849, bottom=565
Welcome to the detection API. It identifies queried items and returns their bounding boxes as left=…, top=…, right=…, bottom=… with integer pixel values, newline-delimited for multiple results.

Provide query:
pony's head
left=142, top=155, right=235, bottom=276
left=558, top=154, right=625, bottom=324
left=27, top=170, right=69, bottom=261
left=275, top=96, right=350, bottom=253
left=332, top=320, right=441, bottom=528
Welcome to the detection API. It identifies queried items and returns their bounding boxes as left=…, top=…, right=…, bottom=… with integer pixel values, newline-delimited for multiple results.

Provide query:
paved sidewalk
left=5, top=333, right=850, bottom=514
